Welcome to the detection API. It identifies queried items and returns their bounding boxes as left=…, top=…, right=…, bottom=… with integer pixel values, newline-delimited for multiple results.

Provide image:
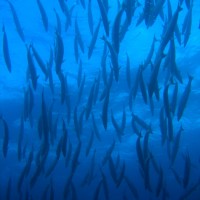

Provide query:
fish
left=100, top=169, right=109, bottom=200
left=183, top=5, right=193, bottom=47
left=58, top=72, right=66, bottom=104
left=177, top=75, right=193, bottom=121
left=124, top=176, right=139, bottom=199
left=93, top=180, right=103, bottom=200
left=159, top=3, right=182, bottom=52
left=1, top=117, right=9, bottom=158
left=80, top=0, right=86, bottom=9
left=77, top=74, right=86, bottom=105
left=75, top=17, right=85, bottom=53
left=2, top=25, right=12, bottom=73
left=85, top=80, right=96, bottom=120
left=139, top=68, right=148, bottom=104
left=88, top=20, right=101, bottom=59
left=126, top=53, right=131, bottom=89
left=102, top=36, right=120, bottom=81
left=132, top=114, right=151, bottom=132
left=62, top=119, right=68, bottom=157
left=116, top=161, right=126, bottom=187
left=136, top=136, right=145, bottom=170
left=101, top=43, right=108, bottom=86
left=87, top=0, right=94, bottom=35
left=93, top=71, right=101, bottom=105
left=27, top=45, right=38, bottom=90
left=163, top=84, right=171, bottom=119
left=143, top=35, right=157, bottom=70
left=74, top=106, right=81, bottom=141
left=6, top=177, right=11, bottom=200
left=97, top=0, right=109, bottom=36
left=41, top=90, right=49, bottom=144
left=159, top=107, right=168, bottom=145
left=91, top=113, right=101, bottom=141
left=131, top=113, right=141, bottom=137
left=50, top=181, right=54, bottom=200
left=54, top=31, right=64, bottom=74
left=149, top=0, right=166, bottom=27
left=167, top=114, right=174, bottom=142
left=77, top=60, right=82, bottom=88
left=31, top=44, right=48, bottom=80
left=7, top=1, right=25, bottom=42
left=170, top=167, right=182, bottom=186
left=144, top=0, right=154, bottom=27
left=86, top=131, right=94, bottom=156
left=70, top=141, right=82, bottom=176
left=156, top=166, right=163, bottom=197
left=18, top=115, right=24, bottom=162
left=47, top=46, right=54, bottom=88
left=45, top=157, right=59, bottom=177
left=170, top=82, right=178, bottom=115
left=102, top=140, right=115, bottom=166
left=108, top=156, right=117, bottom=184
left=112, top=6, right=125, bottom=54
left=54, top=8, right=61, bottom=34
left=74, top=35, right=79, bottom=63
left=179, top=179, right=200, bottom=200
left=36, top=0, right=48, bottom=31
left=183, top=152, right=191, bottom=188
left=170, top=125, right=183, bottom=165
left=101, top=87, right=110, bottom=130
left=148, top=52, right=165, bottom=98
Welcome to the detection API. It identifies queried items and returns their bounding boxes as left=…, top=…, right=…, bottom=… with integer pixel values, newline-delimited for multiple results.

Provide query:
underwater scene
left=0, top=0, right=200, bottom=199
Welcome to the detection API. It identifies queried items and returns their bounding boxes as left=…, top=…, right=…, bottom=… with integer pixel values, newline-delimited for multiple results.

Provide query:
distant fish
left=85, top=80, right=96, bottom=120
left=88, top=20, right=101, bottom=59
left=80, top=0, right=86, bottom=9
left=159, top=107, right=167, bottom=145
left=156, top=166, right=163, bottom=197
left=27, top=45, right=38, bottom=90
left=126, top=54, right=131, bottom=89
left=7, top=1, right=25, bottom=42
left=31, top=44, right=48, bottom=80
left=112, top=6, right=125, bottom=54
left=18, top=115, right=24, bottom=162
left=101, top=88, right=110, bottom=130
left=54, top=8, right=61, bottom=34
left=6, top=177, right=11, bottom=200
left=170, top=82, right=178, bottom=115
left=183, top=5, right=193, bottom=47
left=101, top=36, right=119, bottom=82
left=170, top=125, right=183, bottom=165
left=92, top=113, right=101, bottom=141
left=87, top=0, right=94, bottom=35
left=36, top=0, right=48, bottom=31
left=75, top=17, right=85, bottom=53
left=85, top=131, right=94, bottom=156
left=183, top=152, right=191, bottom=188
left=124, top=176, right=139, bottom=199
left=177, top=75, right=193, bottom=121
left=74, top=35, right=79, bottom=63
left=93, top=180, right=103, bottom=200
left=159, top=3, right=182, bottom=52
left=54, top=31, right=64, bottom=74
left=144, top=0, right=154, bottom=27
left=102, top=140, right=115, bottom=166
left=0, top=117, right=9, bottom=158
left=139, top=68, right=148, bottom=104
left=97, top=0, right=109, bottom=36
left=2, top=25, right=12, bottom=73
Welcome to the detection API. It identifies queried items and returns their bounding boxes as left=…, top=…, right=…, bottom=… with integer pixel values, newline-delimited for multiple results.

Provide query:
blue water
left=0, top=0, right=200, bottom=199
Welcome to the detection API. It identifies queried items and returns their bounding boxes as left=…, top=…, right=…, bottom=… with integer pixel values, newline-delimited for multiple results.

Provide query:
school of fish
left=0, top=0, right=199, bottom=199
